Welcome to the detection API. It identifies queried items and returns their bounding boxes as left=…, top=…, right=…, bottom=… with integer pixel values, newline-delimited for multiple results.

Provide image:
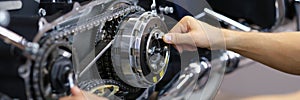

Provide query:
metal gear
left=27, top=0, right=147, bottom=99
left=31, top=35, right=74, bottom=99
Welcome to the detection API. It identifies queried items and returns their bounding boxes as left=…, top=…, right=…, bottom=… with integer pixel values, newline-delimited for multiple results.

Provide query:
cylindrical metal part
left=0, top=10, right=9, bottom=27
left=0, top=26, right=26, bottom=50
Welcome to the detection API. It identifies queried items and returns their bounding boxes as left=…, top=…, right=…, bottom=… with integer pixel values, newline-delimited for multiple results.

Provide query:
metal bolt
left=26, top=42, right=40, bottom=55
left=159, top=6, right=174, bottom=14
left=38, top=8, right=47, bottom=16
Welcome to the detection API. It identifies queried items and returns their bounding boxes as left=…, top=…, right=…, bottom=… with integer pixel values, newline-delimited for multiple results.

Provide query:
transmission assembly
left=0, top=0, right=229, bottom=99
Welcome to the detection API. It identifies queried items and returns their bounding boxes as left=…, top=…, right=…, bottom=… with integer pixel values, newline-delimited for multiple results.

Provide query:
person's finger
left=163, top=33, right=196, bottom=46
left=71, top=86, right=83, bottom=96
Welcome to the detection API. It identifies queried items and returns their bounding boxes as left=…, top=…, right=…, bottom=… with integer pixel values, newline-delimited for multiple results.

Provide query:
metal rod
left=79, top=40, right=114, bottom=77
left=68, top=72, right=75, bottom=88
left=0, top=26, right=26, bottom=50
left=204, top=8, right=251, bottom=32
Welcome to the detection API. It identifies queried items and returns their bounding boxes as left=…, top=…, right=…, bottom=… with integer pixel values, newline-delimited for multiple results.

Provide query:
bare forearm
left=223, top=29, right=300, bottom=75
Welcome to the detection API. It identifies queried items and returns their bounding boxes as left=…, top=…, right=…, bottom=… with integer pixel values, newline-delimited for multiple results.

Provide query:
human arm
left=163, top=16, right=300, bottom=75
left=240, top=91, right=300, bottom=100
left=223, top=29, right=300, bottom=75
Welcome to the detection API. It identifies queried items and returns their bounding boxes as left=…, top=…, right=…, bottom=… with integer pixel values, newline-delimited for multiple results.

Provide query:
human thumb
left=163, top=33, right=195, bottom=46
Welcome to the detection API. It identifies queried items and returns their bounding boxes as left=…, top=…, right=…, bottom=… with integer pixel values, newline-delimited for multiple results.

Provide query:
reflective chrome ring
left=112, top=12, right=170, bottom=88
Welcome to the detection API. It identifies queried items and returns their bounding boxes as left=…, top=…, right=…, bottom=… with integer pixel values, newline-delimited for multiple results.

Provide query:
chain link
left=49, top=5, right=144, bottom=41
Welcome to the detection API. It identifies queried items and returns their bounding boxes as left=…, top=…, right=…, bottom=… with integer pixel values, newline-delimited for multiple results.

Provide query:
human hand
left=59, top=86, right=108, bottom=100
left=163, top=16, right=224, bottom=52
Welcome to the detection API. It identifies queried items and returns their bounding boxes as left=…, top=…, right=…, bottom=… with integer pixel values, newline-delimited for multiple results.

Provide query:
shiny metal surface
left=160, top=59, right=212, bottom=100
left=204, top=8, right=251, bottom=32
left=0, top=0, right=22, bottom=10
left=0, top=26, right=39, bottom=54
left=0, top=0, right=228, bottom=99
left=271, top=0, right=286, bottom=31
left=112, top=12, right=170, bottom=88
left=79, top=40, right=113, bottom=77
left=224, top=51, right=241, bottom=74
left=0, top=10, right=9, bottom=27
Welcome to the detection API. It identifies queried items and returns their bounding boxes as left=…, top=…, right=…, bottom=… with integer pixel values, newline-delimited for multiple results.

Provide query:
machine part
left=193, top=58, right=212, bottom=91
left=79, top=40, right=113, bottom=77
left=204, top=8, right=252, bottom=32
left=270, top=0, right=285, bottom=31
left=159, top=57, right=212, bottom=100
left=0, top=0, right=22, bottom=10
left=31, top=40, right=75, bottom=99
left=34, top=0, right=148, bottom=99
left=38, top=8, right=47, bottom=17
left=79, top=80, right=120, bottom=97
left=295, top=0, right=300, bottom=31
left=112, top=12, right=170, bottom=88
left=146, top=30, right=169, bottom=74
left=7, top=0, right=227, bottom=99
left=94, top=2, right=149, bottom=98
left=151, top=0, right=157, bottom=14
left=0, top=26, right=39, bottom=55
left=69, top=1, right=146, bottom=99
left=0, top=92, right=12, bottom=100
left=68, top=73, right=75, bottom=88
left=78, top=79, right=144, bottom=99
left=38, top=0, right=77, bottom=16
left=0, top=10, right=9, bottom=27
left=224, top=51, right=241, bottom=74
left=89, top=85, right=120, bottom=97
left=159, top=6, right=174, bottom=14
left=50, top=56, right=73, bottom=93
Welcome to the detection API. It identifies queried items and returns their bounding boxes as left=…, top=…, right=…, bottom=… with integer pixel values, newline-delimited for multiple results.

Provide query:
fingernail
left=164, top=34, right=172, bottom=43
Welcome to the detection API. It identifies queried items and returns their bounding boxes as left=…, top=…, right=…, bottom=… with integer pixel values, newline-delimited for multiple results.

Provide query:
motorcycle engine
left=0, top=0, right=227, bottom=100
